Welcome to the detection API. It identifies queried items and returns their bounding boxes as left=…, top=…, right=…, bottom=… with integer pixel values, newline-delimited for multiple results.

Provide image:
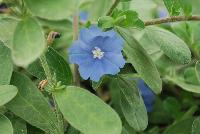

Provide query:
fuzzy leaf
left=145, top=26, right=191, bottom=64
left=116, top=27, right=162, bottom=94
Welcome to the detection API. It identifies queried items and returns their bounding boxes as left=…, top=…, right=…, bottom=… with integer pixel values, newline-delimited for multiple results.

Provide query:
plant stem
left=145, top=15, right=200, bottom=26
left=106, top=0, right=120, bottom=16
left=73, top=11, right=81, bottom=86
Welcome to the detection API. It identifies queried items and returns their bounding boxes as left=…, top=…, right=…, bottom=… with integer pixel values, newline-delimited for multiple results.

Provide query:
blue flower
left=68, top=26, right=125, bottom=82
left=137, top=79, right=156, bottom=112
left=79, top=11, right=89, bottom=22
left=157, top=8, right=168, bottom=18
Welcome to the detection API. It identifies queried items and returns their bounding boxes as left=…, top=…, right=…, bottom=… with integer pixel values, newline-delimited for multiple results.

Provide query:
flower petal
left=89, top=61, right=104, bottom=81
left=101, top=58, right=120, bottom=75
left=100, top=35, right=124, bottom=52
left=104, top=52, right=126, bottom=68
left=69, top=53, right=93, bottom=65
left=68, top=40, right=91, bottom=54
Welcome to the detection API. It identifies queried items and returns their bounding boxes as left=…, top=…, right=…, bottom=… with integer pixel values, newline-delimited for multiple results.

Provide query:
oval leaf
left=54, top=86, right=122, bottom=134
left=116, top=27, right=162, bottom=94
left=12, top=17, right=45, bottom=67
left=0, top=41, right=13, bottom=85
left=166, top=76, right=200, bottom=93
left=0, top=114, right=13, bottom=134
left=6, top=72, right=62, bottom=134
left=0, top=85, right=18, bottom=106
left=111, top=77, right=148, bottom=131
left=24, top=0, right=79, bottom=20
left=145, top=26, right=191, bottom=64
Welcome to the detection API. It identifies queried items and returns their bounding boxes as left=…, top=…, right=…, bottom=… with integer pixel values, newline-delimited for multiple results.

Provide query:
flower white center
left=92, top=47, right=104, bottom=59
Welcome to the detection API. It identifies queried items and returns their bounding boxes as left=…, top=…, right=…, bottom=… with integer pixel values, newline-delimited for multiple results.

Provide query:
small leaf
left=0, top=114, right=13, bottom=134
left=114, top=10, right=144, bottom=29
left=184, top=67, right=200, bottom=85
left=145, top=26, right=191, bottom=64
left=166, top=76, right=200, bottom=93
left=111, top=77, right=148, bottom=131
left=192, top=117, right=200, bottom=134
left=0, top=85, right=18, bottom=106
left=11, top=118, right=27, bottom=134
left=6, top=72, right=62, bottom=134
left=54, top=86, right=122, bottom=134
left=42, top=47, right=73, bottom=85
left=163, top=0, right=181, bottom=16
left=116, top=27, right=162, bottom=94
left=0, top=41, right=13, bottom=85
left=98, top=16, right=114, bottom=29
left=12, top=17, right=46, bottom=67
left=24, top=0, right=80, bottom=20
left=195, top=61, right=200, bottom=82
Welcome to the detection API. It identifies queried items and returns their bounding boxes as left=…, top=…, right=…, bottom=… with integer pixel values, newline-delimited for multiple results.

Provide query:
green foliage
left=110, top=77, right=148, bottom=131
left=54, top=86, right=122, bottom=134
left=0, top=0, right=200, bottom=133
left=0, top=42, right=13, bottom=85
left=6, top=72, right=62, bottom=134
left=116, top=27, right=162, bottom=94
left=24, top=0, right=80, bottom=20
left=0, top=85, right=18, bottom=106
left=12, top=17, right=46, bottom=67
left=145, top=26, right=191, bottom=64
left=0, top=114, right=13, bottom=134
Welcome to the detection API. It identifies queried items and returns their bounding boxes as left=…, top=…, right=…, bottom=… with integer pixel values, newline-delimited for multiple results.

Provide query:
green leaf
left=114, top=10, right=145, bottom=29
left=195, top=61, right=200, bottom=82
left=24, top=0, right=79, bottom=20
left=0, top=114, right=13, bottom=134
left=163, top=0, right=181, bottom=16
left=0, top=85, right=18, bottom=106
left=163, top=118, right=194, bottom=134
left=42, top=47, right=72, bottom=85
left=12, top=17, right=46, bottom=67
left=145, top=26, right=191, bottom=64
left=0, top=17, right=17, bottom=48
left=0, top=41, right=13, bottom=85
left=112, top=77, right=148, bottom=131
left=54, top=86, right=122, bottom=134
left=98, top=16, right=114, bottom=29
left=116, top=27, right=162, bottom=94
left=166, top=76, right=200, bottom=93
left=180, top=0, right=192, bottom=16
left=192, top=117, right=200, bottom=134
left=6, top=72, right=62, bottom=134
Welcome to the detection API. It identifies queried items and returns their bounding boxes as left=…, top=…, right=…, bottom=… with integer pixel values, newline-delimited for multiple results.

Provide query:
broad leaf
left=111, top=77, right=148, bottom=131
left=6, top=72, right=62, bottom=134
left=24, top=0, right=80, bottom=20
left=166, top=76, right=200, bottom=93
left=116, top=27, right=162, bottom=94
left=0, top=17, right=17, bottom=48
left=0, top=114, right=13, bottom=134
left=12, top=17, right=46, bottom=67
left=0, top=85, right=18, bottom=106
left=0, top=41, right=13, bottom=85
left=145, top=26, right=191, bottom=64
left=192, top=117, right=200, bottom=134
left=54, top=86, right=122, bottom=134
